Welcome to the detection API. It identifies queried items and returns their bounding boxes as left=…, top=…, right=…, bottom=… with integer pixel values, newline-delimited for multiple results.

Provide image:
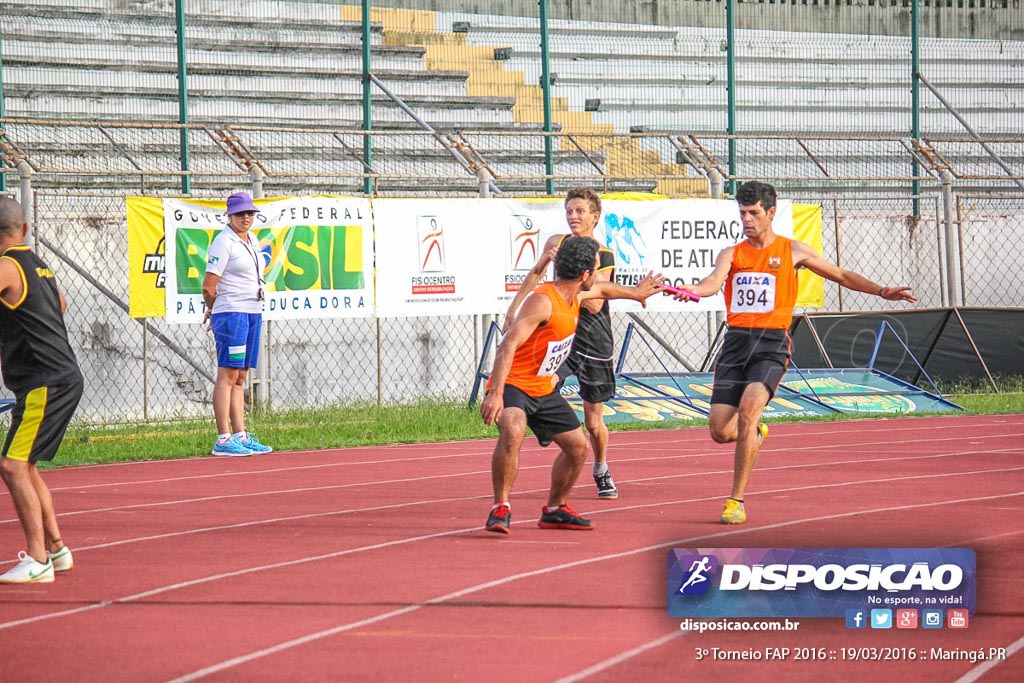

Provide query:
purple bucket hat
left=226, top=192, right=260, bottom=215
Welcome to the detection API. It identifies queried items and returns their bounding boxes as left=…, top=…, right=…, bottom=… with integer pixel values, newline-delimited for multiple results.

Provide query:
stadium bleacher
left=447, top=13, right=1021, bottom=133
left=1, top=0, right=1021, bottom=194
left=0, top=0, right=705, bottom=195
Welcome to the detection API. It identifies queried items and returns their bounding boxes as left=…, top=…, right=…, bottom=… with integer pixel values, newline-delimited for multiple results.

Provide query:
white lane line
left=3, top=443, right=1018, bottom=526
left=167, top=490, right=1024, bottom=682
left=3, top=458, right=1021, bottom=574
left=9, top=419, right=1017, bottom=498
left=955, top=634, right=1024, bottom=683
left=0, top=525, right=474, bottom=632
left=2, top=472, right=1020, bottom=634
left=553, top=631, right=686, bottom=683
left=621, top=447, right=1024, bottom=489
left=586, top=465, right=1024, bottom=518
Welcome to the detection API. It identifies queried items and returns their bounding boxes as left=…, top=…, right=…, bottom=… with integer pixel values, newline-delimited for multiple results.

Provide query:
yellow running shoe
left=757, top=422, right=769, bottom=446
left=720, top=498, right=747, bottom=525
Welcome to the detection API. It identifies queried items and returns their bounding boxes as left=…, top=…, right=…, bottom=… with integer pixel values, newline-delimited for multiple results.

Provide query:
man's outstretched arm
left=502, top=238, right=559, bottom=332
left=668, top=246, right=734, bottom=300
left=792, top=240, right=917, bottom=302
left=584, top=270, right=666, bottom=305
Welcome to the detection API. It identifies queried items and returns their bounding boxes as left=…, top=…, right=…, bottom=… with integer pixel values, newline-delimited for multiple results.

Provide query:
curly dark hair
left=554, top=236, right=599, bottom=280
left=564, top=187, right=601, bottom=215
left=735, top=180, right=777, bottom=211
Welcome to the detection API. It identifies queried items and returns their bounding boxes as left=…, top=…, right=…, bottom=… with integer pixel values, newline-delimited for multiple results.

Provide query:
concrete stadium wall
left=330, top=0, right=1024, bottom=40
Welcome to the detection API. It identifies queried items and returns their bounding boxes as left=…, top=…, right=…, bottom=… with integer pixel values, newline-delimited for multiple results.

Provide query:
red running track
left=1, top=414, right=1022, bottom=681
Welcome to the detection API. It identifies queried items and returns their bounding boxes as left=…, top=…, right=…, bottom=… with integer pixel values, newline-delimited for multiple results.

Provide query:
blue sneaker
left=212, top=436, right=253, bottom=457
left=239, top=432, right=273, bottom=454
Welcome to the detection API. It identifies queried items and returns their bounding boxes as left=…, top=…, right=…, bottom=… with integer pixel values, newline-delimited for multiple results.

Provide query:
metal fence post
left=174, top=0, right=191, bottom=195
left=17, top=160, right=33, bottom=248
left=911, top=0, right=921, bottom=217
left=833, top=199, right=844, bottom=312
left=250, top=165, right=265, bottom=202
left=477, top=167, right=492, bottom=199
left=725, top=0, right=737, bottom=195
left=539, top=0, right=555, bottom=195
left=708, top=168, right=724, bottom=199
left=939, top=170, right=959, bottom=307
left=362, top=0, right=374, bottom=196
left=477, top=166, right=494, bottom=368
left=250, top=166, right=270, bottom=409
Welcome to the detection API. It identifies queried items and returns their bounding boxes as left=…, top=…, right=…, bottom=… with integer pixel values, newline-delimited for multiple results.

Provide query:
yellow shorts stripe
left=7, top=386, right=48, bottom=462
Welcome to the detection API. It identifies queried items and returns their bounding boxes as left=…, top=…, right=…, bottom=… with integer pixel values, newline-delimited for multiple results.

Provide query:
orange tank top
left=725, top=236, right=798, bottom=330
left=500, top=282, right=580, bottom=397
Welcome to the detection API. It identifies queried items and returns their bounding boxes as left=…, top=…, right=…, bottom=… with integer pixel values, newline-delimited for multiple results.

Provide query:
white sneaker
left=0, top=551, right=55, bottom=584
left=48, top=546, right=74, bottom=572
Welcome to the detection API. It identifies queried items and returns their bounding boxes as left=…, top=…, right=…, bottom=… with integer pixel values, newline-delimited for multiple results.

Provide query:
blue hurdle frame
left=467, top=319, right=962, bottom=413
left=467, top=320, right=502, bottom=409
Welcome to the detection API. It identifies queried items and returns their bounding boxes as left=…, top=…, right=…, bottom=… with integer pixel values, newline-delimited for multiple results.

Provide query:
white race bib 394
left=730, top=272, right=776, bottom=313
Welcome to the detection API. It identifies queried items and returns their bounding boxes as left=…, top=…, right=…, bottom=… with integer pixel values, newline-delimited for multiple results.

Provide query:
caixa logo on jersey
left=667, top=548, right=976, bottom=618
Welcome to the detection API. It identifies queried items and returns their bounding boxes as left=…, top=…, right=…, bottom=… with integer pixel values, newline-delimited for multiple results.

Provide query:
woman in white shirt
left=201, top=192, right=273, bottom=456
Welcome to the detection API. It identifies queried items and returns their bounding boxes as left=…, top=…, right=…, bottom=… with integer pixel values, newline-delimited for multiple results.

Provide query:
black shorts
left=710, top=328, right=791, bottom=407
left=2, top=378, right=84, bottom=463
left=556, top=352, right=616, bottom=403
left=502, top=384, right=580, bottom=447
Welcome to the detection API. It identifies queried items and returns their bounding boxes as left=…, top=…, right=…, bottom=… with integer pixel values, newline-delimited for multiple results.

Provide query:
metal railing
left=3, top=118, right=1022, bottom=196
left=2, top=1, right=1022, bottom=193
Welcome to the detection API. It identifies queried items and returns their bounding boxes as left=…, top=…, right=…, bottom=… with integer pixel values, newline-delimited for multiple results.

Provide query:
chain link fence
left=795, top=195, right=947, bottom=312
left=1, top=1, right=1022, bottom=423
left=957, top=194, right=1024, bottom=308
left=5, top=177, right=990, bottom=424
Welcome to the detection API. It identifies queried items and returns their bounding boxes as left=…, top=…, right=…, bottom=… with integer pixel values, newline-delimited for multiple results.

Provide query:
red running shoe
left=485, top=504, right=511, bottom=534
left=537, top=504, right=593, bottom=530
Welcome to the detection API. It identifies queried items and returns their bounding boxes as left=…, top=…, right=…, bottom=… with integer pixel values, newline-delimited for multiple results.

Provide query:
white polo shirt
left=204, top=227, right=265, bottom=314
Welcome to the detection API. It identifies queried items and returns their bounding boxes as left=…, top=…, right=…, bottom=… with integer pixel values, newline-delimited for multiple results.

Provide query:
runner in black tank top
left=564, top=244, right=615, bottom=363
left=0, top=247, right=82, bottom=393
left=0, top=198, right=83, bottom=584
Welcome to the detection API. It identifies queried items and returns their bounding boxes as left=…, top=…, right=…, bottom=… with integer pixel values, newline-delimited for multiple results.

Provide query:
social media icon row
left=845, top=608, right=969, bottom=629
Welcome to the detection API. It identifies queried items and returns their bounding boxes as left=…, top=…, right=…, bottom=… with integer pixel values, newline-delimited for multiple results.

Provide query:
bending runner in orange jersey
left=503, top=188, right=621, bottom=501
left=481, top=236, right=664, bottom=534
left=670, top=181, right=917, bottom=525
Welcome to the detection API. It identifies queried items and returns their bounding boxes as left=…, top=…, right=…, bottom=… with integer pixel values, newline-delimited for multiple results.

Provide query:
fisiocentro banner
left=127, top=196, right=373, bottom=322
left=372, top=196, right=822, bottom=315
left=127, top=195, right=823, bottom=321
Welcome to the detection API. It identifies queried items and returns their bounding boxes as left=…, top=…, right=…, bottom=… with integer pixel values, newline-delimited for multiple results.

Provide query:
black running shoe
left=594, top=470, right=618, bottom=500
left=537, top=504, right=593, bottom=530
left=485, top=504, right=511, bottom=534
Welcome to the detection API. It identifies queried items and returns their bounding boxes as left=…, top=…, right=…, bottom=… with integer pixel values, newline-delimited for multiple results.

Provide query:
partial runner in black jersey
left=0, top=197, right=84, bottom=584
